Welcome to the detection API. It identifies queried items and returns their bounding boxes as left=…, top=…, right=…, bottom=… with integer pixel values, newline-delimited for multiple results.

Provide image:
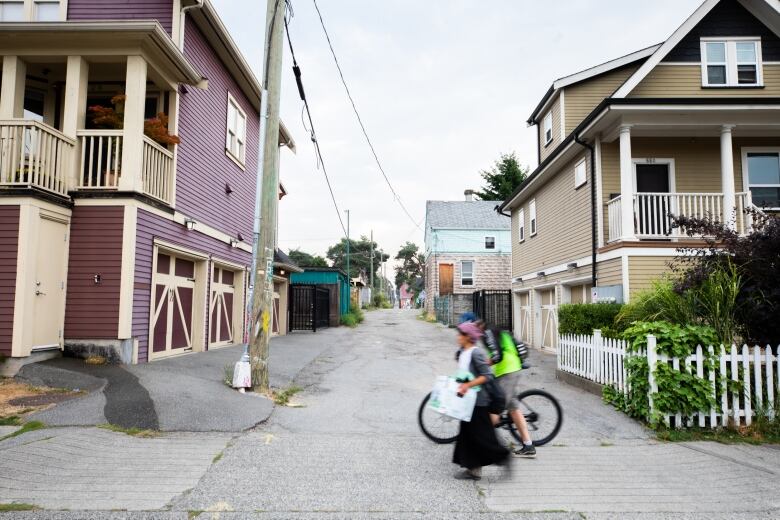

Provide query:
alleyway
left=1, top=309, right=779, bottom=518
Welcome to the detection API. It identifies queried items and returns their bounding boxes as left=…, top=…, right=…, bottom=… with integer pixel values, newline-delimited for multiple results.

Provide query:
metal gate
left=434, top=295, right=452, bottom=327
left=473, top=290, right=513, bottom=331
left=289, top=284, right=331, bottom=332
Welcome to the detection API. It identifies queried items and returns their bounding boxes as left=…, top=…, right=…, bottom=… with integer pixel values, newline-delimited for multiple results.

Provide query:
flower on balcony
left=87, top=93, right=180, bottom=146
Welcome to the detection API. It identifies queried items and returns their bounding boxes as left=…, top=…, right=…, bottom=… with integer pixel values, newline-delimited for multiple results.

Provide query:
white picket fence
left=558, top=331, right=780, bottom=429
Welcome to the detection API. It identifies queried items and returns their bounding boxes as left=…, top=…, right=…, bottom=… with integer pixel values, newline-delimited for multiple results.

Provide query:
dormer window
left=701, top=38, right=762, bottom=87
left=543, top=112, right=553, bottom=145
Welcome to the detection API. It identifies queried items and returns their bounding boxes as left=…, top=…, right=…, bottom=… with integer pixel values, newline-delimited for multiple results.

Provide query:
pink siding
left=64, top=206, right=124, bottom=339
left=0, top=206, right=19, bottom=356
left=176, top=21, right=260, bottom=242
left=67, top=0, right=174, bottom=35
left=132, top=209, right=249, bottom=362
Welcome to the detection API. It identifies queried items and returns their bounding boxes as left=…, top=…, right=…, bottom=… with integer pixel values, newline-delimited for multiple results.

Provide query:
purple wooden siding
left=0, top=206, right=20, bottom=356
left=176, top=21, right=259, bottom=242
left=64, top=206, right=124, bottom=339
left=67, top=0, right=174, bottom=35
left=133, top=208, right=249, bottom=362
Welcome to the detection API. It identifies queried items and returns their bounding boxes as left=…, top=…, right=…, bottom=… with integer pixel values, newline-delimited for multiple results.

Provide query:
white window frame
left=0, top=0, right=66, bottom=21
left=460, top=260, right=474, bottom=287
left=529, top=199, right=537, bottom=236
left=741, top=147, right=780, bottom=211
left=700, top=37, right=763, bottom=87
left=517, top=208, right=525, bottom=243
left=543, top=112, right=553, bottom=145
left=225, top=92, right=247, bottom=168
left=484, top=236, right=496, bottom=250
left=574, top=159, right=587, bottom=189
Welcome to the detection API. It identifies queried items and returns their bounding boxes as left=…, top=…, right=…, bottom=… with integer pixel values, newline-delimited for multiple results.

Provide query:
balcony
left=607, top=191, right=755, bottom=242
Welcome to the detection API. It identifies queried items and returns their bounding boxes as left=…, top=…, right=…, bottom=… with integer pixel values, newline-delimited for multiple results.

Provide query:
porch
left=0, top=24, right=202, bottom=205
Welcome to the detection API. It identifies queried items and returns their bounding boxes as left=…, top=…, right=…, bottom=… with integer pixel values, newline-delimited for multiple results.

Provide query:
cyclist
left=476, top=320, right=536, bottom=458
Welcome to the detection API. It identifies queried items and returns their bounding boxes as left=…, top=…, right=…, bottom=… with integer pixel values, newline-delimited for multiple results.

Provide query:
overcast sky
left=211, top=0, right=702, bottom=271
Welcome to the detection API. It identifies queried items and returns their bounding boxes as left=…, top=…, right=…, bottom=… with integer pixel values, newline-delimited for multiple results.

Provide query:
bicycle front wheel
left=418, top=392, right=460, bottom=444
left=517, top=389, right=563, bottom=447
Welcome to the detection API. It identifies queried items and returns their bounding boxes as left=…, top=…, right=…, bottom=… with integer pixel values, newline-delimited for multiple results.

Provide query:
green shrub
left=616, top=280, right=696, bottom=329
left=558, top=303, right=624, bottom=336
left=340, top=313, right=358, bottom=327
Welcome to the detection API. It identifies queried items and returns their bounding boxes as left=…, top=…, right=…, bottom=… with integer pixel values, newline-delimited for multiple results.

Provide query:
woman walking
left=452, top=321, right=509, bottom=480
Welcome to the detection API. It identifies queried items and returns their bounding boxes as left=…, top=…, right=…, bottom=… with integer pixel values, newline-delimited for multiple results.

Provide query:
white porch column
left=720, top=125, right=737, bottom=230
left=619, top=125, right=636, bottom=240
left=63, top=56, right=89, bottom=189
left=0, top=56, right=27, bottom=119
left=119, top=55, right=148, bottom=192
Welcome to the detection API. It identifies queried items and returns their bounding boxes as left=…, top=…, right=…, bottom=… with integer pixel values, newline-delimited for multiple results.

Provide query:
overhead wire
left=310, top=0, right=423, bottom=231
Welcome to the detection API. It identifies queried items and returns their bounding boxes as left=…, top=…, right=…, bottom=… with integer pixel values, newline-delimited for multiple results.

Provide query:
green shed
left=290, top=268, right=350, bottom=321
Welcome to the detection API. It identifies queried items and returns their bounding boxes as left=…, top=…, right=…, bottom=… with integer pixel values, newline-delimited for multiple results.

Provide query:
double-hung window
left=517, top=208, right=525, bottom=243
left=701, top=38, right=762, bottom=87
left=484, top=236, right=495, bottom=250
left=226, top=93, right=247, bottom=166
left=34, top=0, right=60, bottom=21
left=0, top=1, right=24, bottom=21
left=745, top=151, right=780, bottom=210
left=461, top=261, right=474, bottom=287
left=529, top=199, right=537, bottom=236
left=543, top=112, right=553, bottom=145
left=574, top=159, right=587, bottom=188
left=0, top=0, right=62, bottom=21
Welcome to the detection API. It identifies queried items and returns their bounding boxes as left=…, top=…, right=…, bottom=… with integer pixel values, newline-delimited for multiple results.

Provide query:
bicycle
left=418, top=388, right=563, bottom=446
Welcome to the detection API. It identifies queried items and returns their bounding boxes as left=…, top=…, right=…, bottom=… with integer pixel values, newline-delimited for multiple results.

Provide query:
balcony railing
left=77, top=130, right=123, bottom=190
left=141, top=135, right=174, bottom=204
left=0, top=121, right=75, bottom=197
left=607, top=192, right=756, bottom=242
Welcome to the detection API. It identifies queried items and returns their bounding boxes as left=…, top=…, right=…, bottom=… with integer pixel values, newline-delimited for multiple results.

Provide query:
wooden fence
left=558, top=331, right=780, bottom=429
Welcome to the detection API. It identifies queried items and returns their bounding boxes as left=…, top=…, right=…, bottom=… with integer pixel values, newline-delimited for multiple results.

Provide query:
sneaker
left=454, top=468, right=482, bottom=480
left=514, top=444, right=536, bottom=459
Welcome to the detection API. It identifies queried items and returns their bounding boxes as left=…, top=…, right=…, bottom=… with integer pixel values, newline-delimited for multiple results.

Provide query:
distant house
left=399, top=283, right=414, bottom=309
left=290, top=268, right=350, bottom=327
left=424, top=191, right=512, bottom=320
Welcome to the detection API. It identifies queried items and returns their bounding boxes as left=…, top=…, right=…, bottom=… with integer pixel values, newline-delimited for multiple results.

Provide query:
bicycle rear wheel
left=418, top=392, right=460, bottom=444
left=517, top=389, right=562, bottom=446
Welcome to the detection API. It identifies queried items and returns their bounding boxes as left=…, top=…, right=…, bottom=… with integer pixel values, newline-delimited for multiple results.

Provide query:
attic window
left=485, top=236, right=496, bottom=250
left=543, top=113, right=553, bottom=145
left=701, top=39, right=762, bottom=87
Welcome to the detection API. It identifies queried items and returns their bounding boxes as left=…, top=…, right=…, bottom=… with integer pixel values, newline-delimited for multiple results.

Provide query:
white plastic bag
left=428, top=376, right=477, bottom=422
left=232, top=360, right=252, bottom=389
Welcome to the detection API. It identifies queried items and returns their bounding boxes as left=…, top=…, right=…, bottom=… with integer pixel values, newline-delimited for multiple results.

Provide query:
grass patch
left=656, top=427, right=780, bottom=445
left=600, top=441, right=614, bottom=447
left=223, top=364, right=234, bottom=387
left=273, top=386, right=303, bottom=406
left=0, top=503, right=40, bottom=512
left=97, top=423, right=159, bottom=438
left=0, top=421, right=45, bottom=442
left=0, top=415, right=21, bottom=426
left=188, top=511, right=203, bottom=519
left=212, top=451, right=224, bottom=464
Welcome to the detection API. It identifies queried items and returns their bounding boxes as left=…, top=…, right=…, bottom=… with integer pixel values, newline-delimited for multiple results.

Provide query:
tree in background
left=394, top=242, right=426, bottom=289
left=287, top=248, right=328, bottom=268
left=327, top=236, right=389, bottom=281
left=475, top=152, right=529, bottom=201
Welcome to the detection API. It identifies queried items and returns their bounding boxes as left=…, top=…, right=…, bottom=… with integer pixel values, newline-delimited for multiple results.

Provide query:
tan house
left=500, top=0, right=780, bottom=352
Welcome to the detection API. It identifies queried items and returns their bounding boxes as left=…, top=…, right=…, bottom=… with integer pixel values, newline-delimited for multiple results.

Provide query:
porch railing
left=0, top=121, right=74, bottom=196
left=607, top=195, right=622, bottom=242
left=77, top=130, right=123, bottom=189
left=141, top=135, right=174, bottom=204
left=634, top=192, right=723, bottom=238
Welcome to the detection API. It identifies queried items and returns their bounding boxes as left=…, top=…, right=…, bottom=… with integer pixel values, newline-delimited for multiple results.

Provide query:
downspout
left=575, top=135, right=598, bottom=289
left=179, top=0, right=204, bottom=49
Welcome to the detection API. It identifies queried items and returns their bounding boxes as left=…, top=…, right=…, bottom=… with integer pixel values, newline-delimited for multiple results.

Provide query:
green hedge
left=558, top=303, right=624, bottom=336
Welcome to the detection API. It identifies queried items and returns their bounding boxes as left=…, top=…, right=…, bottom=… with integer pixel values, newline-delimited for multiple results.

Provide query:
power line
left=311, top=0, right=423, bottom=231
left=283, top=7, right=348, bottom=238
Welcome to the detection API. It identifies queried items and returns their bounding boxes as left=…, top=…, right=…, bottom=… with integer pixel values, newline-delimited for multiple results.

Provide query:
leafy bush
left=616, top=280, right=696, bottom=329
left=341, top=314, right=358, bottom=327
left=558, top=303, right=623, bottom=336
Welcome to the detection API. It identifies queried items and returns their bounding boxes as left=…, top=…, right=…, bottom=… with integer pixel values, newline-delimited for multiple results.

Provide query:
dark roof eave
left=502, top=96, right=780, bottom=212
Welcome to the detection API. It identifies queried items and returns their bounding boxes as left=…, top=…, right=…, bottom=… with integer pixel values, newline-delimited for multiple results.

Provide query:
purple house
left=0, top=0, right=295, bottom=373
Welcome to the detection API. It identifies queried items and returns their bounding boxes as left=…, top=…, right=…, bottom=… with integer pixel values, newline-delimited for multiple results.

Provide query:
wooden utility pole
left=370, top=230, right=374, bottom=294
left=248, top=0, right=286, bottom=393
left=345, top=209, right=350, bottom=312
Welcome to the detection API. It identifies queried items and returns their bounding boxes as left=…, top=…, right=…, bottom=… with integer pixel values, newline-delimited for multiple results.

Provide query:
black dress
left=452, top=348, right=509, bottom=469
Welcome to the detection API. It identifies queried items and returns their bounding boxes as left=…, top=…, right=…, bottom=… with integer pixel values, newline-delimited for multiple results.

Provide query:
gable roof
left=425, top=200, right=510, bottom=230
left=614, top=0, right=780, bottom=98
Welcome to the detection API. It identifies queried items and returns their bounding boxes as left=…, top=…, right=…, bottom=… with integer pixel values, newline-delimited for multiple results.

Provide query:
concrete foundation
left=0, top=349, right=62, bottom=377
left=64, top=339, right=135, bottom=365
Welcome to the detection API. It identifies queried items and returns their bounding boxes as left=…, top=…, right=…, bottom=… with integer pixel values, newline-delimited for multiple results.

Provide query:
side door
left=32, top=216, right=69, bottom=350
left=438, top=264, right=453, bottom=296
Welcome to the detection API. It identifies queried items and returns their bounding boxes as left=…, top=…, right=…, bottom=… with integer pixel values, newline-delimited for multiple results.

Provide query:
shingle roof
left=425, top=200, right=510, bottom=230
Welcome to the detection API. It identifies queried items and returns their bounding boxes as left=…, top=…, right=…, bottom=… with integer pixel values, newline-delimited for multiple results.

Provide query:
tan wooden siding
left=564, top=65, right=639, bottom=133
left=599, top=137, right=779, bottom=243
left=597, top=257, right=623, bottom=287
left=539, top=96, right=562, bottom=163
left=629, top=64, right=780, bottom=97
left=629, top=256, right=675, bottom=297
left=511, top=152, right=591, bottom=276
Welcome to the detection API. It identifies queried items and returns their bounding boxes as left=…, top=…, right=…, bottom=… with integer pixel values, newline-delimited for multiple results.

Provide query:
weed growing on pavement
left=0, top=421, right=45, bottom=442
left=97, top=423, right=159, bottom=438
left=0, top=503, right=39, bottom=512
left=212, top=450, right=224, bottom=463
left=273, top=386, right=303, bottom=406
left=0, top=415, right=21, bottom=426
left=223, top=365, right=234, bottom=387
left=188, top=512, right=203, bottom=520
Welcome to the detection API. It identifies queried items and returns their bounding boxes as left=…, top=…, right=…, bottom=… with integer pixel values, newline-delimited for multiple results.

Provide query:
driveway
left=16, top=329, right=351, bottom=432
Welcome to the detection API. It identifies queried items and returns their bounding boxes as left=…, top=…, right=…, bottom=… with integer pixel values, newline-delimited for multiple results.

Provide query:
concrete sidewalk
left=15, top=327, right=351, bottom=432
